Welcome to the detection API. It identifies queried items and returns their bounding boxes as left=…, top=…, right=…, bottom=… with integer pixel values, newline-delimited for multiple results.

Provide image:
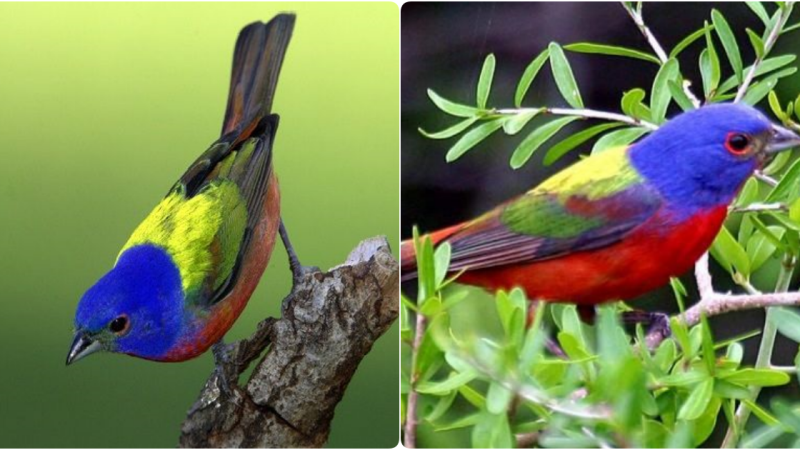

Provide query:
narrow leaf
left=710, top=225, right=750, bottom=276
left=445, top=118, right=505, bottom=162
left=718, top=55, right=796, bottom=94
left=419, top=116, right=480, bottom=139
left=543, top=123, right=623, bottom=165
left=747, top=28, right=765, bottom=59
left=712, top=9, right=743, bottom=84
left=651, top=58, right=679, bottom=122
left=503, top=109, right=541, bottom=135
left=510, top=116, right=578, bottom=169
left=670, top=24, right=714, bottom=59
left=721, top=368, right=790, bottom=386
left=591, top=127, right=648, bottom=153
left=477, top=54, right=495, bottom=109
left=515, top=49, right=549, bottom=107
left=427, top=89, right=481, bottom=117
left=549, top=42, right=584, bottom=108
left=746, top=1, right=771, bottom=26
left=678, top=378, right=713, bottom=420
left=564, top=42, right=660, bottom=64
left=771, top=307, right=800, bottom=343
left=668, top=80, right=696, bottom=111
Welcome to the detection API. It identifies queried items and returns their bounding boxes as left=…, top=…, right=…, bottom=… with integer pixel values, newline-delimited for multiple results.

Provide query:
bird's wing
left=118, top=117, right=278, bottom=306
left=445, top=146, right=664, bottom=272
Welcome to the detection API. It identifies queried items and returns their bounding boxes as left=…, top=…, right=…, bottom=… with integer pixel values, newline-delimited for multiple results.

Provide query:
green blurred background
left=0, top=2, right=398, bottom=447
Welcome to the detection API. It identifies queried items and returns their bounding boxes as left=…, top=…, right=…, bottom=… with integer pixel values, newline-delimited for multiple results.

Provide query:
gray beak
left=765, top=124, right=800, bottom=154
left=66, top=332, right=101, bottom=365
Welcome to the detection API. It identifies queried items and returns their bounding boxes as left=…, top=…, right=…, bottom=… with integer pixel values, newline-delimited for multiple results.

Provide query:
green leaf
left=770, top=307, right=800, bottom=343
left=746, top=225, right=785, bottom=272
left=433, top=411, right=482, bottom=432
left=714, top=379, right=751, bottom=399
left=564, top=42, right=660, bottom=64
left=742, top=398, right=781, bottom=426
left=712, top=9, right=743, bottom=84
left=699, top=22, right=721, bottom=99
left=486, top=381, right=513, bottom=414
left=769, top=90, right=786, bottom=120
left=718, top=55, right=797, bottom=94
left=433, top=242, right=452, bottom=288
left=502, top=109, right=541, bottom=135
left=700, top=315, right=716, bottom=375
left=742, top=68, right=798, bottom=105
left=746, top=1, right=771, bottom=26
left=427, top=89, right=481, bottom=117
left=472, top=411, right=513, bottom=448
left=424, top=390, right=457, bottom=422
left=621, top=88, right=651, bottom=120
left=710, top=225, right=751, bottom=276
left=766, top=157, right=800, bottom=202
left=659, top=370, right=708, bottom=387
left=670, top=24, right=714, bottom=59
left=668, top=80, right=696, bottom=111
left=419, top=116, right=480, bottom=139
left=734, top=176, right=759, bottom=208
left=543, top=123, right=623, bottom=166
left=549, top=42, right=584, bottom=108
left=446, top=118, right=505, bottom=162
left=477, top=54, right=495, bottom=109
left=721, top=368, right=791, bottom=386
left=515, top=49, right=549, bottom=107
left=651, top=58, right=680, bottom=123
left=510, top=116, right=578, bottom=169
left=746, top=28, right=765, bottom=59
left=678, top=378, right=713, bottom=420
left=591, top=127, right=648, bottom=153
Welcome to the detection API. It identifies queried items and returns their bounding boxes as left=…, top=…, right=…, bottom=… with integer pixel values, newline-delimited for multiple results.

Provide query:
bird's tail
left=401, top=224, right=463, bottom=281
left=220, top=14, right=295, bottom=139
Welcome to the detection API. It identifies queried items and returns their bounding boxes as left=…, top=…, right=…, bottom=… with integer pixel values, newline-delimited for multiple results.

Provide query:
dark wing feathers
left=445, top=184, right=663, bottom=273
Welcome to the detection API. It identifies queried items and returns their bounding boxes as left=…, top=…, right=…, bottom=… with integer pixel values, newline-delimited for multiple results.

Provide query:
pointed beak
left=66, top=332, right=101, bottom=366
left=765, top=124, right=800, bottom=154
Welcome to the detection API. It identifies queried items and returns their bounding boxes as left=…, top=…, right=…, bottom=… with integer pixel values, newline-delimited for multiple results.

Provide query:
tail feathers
left=221, top=14, right=295, bottom=137
left=400, top=224, right=463, bottom=281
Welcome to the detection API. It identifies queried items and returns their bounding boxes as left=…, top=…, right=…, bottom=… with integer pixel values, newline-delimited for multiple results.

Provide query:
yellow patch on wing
left=118, top=181, right=246, bottom=293
left=536, top=145, right=642, bottom=201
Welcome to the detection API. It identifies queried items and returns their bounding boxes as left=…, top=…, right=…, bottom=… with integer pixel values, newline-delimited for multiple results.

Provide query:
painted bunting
left=401, top=104, right=800, bottom=308
left=67, top=15, right=299, bottom=365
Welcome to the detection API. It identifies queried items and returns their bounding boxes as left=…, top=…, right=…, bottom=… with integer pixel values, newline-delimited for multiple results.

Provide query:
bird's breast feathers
left=117, top=180, right=247, bottom=296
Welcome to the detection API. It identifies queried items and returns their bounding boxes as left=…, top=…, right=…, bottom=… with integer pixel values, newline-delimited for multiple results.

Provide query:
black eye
left=725, top=132, right=751, bottom=155
left=109, top=315, right=129, bottom=334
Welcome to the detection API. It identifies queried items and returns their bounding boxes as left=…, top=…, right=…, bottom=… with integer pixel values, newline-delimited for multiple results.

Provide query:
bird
left=401, top=103, right=800, bottom=317
left=67, top=14, right=300, bottom=366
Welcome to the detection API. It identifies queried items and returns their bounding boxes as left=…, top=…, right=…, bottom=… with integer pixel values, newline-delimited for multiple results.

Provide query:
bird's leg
left=279, top=219, right=315, bottom=289
left=621, top=310, right=671, bottom=341
left=211, top=340, right=239, bottom=398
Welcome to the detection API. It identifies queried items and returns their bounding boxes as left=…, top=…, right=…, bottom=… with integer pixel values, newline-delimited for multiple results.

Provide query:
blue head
left=630, top=103, right=800, bottom=214
left=67, top=244, right=185, bottom=364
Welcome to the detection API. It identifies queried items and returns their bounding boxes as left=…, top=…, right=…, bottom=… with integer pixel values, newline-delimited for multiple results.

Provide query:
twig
left=731, top=202, right=788, bottom=213
left=403, top=311, right=427, bottom=449
left=647, top=253, right=800, bottom=349
left=494, top=107, right=658, bottom=130
left=734, top=2, right=795, bottom=103
left=179, top=237, right=398, bottom=447
left=755, top=170, right=780, bottom=187
left=621, top=2, right=702, bottom=107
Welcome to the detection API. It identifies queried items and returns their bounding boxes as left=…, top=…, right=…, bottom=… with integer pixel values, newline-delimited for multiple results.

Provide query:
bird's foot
left=211, top=341, right=240, bottom=399
left=622, top=310, right=671, bottom=341
left=279, top=218, right=318, bottom=294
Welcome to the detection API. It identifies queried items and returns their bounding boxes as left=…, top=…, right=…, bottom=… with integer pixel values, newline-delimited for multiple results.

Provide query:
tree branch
left=647, top=252, right=800, bottom=349
left=494, top=107, right=658, bottom=130
left=179, top=236, right=399, bottom=448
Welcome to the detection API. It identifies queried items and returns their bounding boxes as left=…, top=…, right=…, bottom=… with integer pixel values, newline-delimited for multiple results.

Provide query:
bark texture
left=179, top=236, right=398, bottom=448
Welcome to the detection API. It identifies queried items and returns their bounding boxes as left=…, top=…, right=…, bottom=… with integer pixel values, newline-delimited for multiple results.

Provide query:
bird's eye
left=109, top=315, right=129, bottom=335
left=725, top=132, right=751, bottom=155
